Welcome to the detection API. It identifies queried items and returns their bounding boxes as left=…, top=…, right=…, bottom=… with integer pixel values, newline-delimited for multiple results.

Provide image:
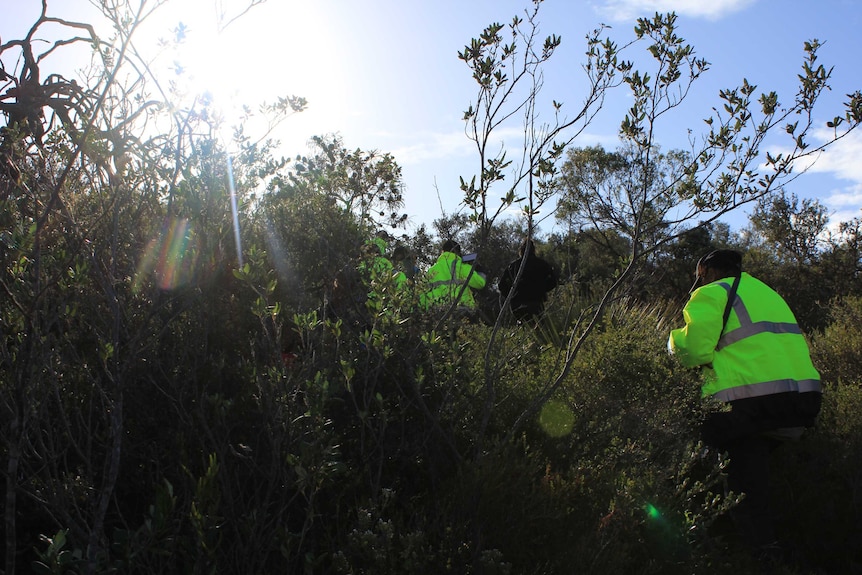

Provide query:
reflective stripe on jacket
left=668, top=272, right=821, bottom=401
left=423, top=251, right=486, bottom=308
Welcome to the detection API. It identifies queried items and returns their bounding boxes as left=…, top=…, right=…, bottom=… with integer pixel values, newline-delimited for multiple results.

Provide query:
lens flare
left=227, top=154, right=243, bottom=268
left=134, top=218, right=199, bottom=292
left=264, top=220, right=291, bottom=283
left=538, top=400, right=575, bottom=438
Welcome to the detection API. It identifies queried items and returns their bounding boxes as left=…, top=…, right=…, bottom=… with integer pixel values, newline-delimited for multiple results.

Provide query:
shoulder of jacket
left=691, top=282, right=729, bottom=302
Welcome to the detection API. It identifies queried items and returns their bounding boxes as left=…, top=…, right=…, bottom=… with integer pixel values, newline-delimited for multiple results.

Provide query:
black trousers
left=722, top=432, right=781, bottom=547
left=700, top=392, right=820, bottom=549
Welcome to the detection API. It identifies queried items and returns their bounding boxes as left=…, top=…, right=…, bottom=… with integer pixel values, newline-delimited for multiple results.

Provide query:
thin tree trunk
left=5, top=415, right=20, bottom=575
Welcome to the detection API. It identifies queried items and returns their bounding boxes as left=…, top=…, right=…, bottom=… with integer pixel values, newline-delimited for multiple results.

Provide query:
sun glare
left=148, top=1, right=350, bottom=152
left=168, top=17, right=242, bottom=118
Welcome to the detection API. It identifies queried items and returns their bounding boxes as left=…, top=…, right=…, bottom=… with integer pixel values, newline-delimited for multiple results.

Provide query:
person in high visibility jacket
left=422, top=240, right=486, bottom=309
left=359, top=236, right=417, bottom=311
left=668, top=249, right=821, bottom=560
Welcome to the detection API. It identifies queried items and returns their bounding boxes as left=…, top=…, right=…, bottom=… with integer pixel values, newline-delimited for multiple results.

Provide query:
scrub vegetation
left=1, top=1, right=861, bottom=574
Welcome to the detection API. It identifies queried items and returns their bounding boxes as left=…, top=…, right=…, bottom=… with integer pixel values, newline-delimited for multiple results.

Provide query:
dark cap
left=441, top=239, right=462, bottom=255
left=690, top=249, right=742, bottom=292
left=697, top=249, right=742, bottom=272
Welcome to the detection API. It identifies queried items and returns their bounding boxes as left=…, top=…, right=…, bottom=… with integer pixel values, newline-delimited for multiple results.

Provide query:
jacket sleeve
left=459, top=262, right=486, bottom=290
left=668, top=285, right=726, bottom=368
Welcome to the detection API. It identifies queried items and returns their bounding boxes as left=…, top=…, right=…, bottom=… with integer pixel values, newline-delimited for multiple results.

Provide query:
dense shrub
left=797, top=299, right=862, bottom=572
left=11, top=238, right=862, bottom=574
left=810, top=295, right=862, bottom=387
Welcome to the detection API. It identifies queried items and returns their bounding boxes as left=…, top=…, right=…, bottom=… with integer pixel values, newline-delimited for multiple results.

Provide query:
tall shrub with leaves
left=0, top=1, right=309, bottom=572
left=457, top=1, right=861, bottom=455
left=439, top=3, right=862, bottom=570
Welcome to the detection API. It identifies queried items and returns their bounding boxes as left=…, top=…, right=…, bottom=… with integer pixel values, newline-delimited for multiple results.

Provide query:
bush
left=810, top=295, right=862, bottom=387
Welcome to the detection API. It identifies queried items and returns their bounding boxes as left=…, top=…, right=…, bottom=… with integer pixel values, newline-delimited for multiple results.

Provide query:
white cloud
left=388, top=130, right=476, bottom=166
left=824, top=183, right=862, bottom=228
left=827, top=184, right=862, bottom=208
left=596, top=0, right=755, bottom=23
left=804, top=127, right=862, bottom=182
left=765, top=127, right=862, bottom=186
left=766, top=128, right=862, bottom=226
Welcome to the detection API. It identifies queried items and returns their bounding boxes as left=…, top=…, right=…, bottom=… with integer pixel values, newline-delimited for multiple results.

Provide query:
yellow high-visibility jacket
left=423, top=251, right=486, bottom=309
left=668, top=272, right=821, bottom=402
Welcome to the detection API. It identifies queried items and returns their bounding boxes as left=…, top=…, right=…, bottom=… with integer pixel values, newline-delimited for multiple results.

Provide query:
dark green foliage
left=742, top=211, right=862, bottom=332
left=555, top=144, right=695, bottom=252
left=767, top=385, right=862, bottom=573
left=763, top=306, right=862, bottom=573
left=750, top=191, right=829, bottom=264
left=290, top=134, right=407, bottom=231
left=3, top=3, right=862, bottom=575
left=530, top=301, right=725, bottom=573
left=811, top=296, right=862, bottom=386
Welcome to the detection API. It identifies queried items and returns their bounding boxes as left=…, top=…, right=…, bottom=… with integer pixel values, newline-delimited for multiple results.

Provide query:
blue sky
left=6, top=0, right=862, bottom=236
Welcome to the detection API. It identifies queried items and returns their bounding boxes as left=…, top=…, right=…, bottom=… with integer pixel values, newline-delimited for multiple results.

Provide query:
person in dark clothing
left=499, top=239, right=558, bottom=322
